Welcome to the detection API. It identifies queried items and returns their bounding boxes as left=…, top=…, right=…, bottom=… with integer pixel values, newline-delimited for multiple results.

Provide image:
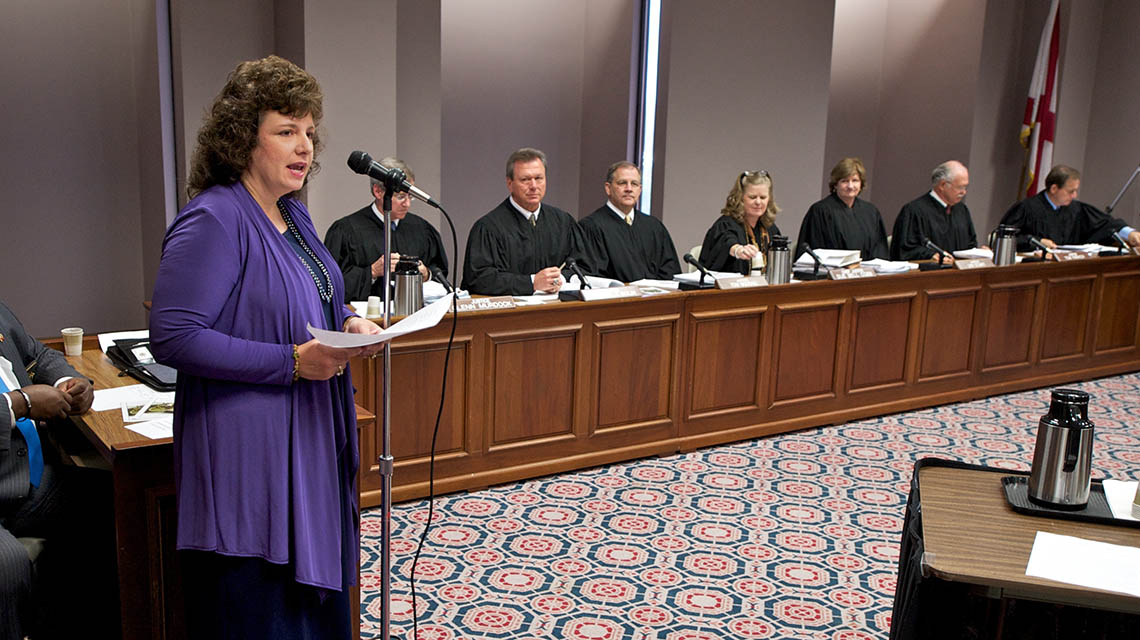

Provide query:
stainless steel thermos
left=766, top=235, right=790, bottom=284
left=393, top=255, right=424, bottom=316
left=1027, top=388, right=1094, bottom=509
left=994, top=224, right=1018, bottom=266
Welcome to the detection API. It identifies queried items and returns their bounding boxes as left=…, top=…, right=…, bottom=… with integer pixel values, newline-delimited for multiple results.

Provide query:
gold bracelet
left=292, top=344, right=301, bottom=382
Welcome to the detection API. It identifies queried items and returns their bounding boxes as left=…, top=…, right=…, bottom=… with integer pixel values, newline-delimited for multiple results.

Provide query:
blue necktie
left=0, top=375, right=43, bottom=487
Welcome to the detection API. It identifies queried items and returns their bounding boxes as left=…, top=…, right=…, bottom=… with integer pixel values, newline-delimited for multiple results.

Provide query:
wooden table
left=62, top=348, right=372, bottom=640
left=919, top=465, right=1140, bottom=614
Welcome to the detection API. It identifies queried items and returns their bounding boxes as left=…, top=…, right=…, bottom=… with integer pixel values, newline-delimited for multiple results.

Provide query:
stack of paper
left=861, top=258, right=918, bottom=273
left=794, top=249, right=860, bottom=268
left=953, top=247, right=994, bottom=260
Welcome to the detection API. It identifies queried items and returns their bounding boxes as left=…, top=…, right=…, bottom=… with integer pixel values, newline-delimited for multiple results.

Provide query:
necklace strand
left=278, top=200, right=334, bottom=303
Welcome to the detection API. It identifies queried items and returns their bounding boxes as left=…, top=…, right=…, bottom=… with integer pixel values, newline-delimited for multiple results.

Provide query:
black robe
left=999, top=191, right=1127, bottom=251
left=323, top=205, right=449, bottom=303
left=796, top=193, right=889, bottom=260
left=461, top=198, right=588, bottom=295
left=698, top=215, right=782, bottom=273
left=578, top=205, right=680, bottom=282
left=890, top=193, right=978, bottom=261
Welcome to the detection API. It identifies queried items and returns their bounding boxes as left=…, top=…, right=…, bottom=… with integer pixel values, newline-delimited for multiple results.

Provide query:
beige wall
left=658, top=0, right=837, bottom=257
left=4, top=0, right=1140, bottom=336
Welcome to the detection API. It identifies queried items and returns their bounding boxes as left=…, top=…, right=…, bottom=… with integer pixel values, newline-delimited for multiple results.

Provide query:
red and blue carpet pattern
left=360, top=374, right=1140, bottom=639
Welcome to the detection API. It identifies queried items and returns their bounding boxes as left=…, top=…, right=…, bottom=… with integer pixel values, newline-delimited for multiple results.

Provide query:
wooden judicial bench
left=59, top=254, right=1140, bottom=638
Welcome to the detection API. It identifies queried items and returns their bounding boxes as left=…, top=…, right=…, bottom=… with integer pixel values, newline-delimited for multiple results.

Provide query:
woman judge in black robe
left=699, top=170, right=782, bottom=273
left=796, top=157, right=889, bottom=260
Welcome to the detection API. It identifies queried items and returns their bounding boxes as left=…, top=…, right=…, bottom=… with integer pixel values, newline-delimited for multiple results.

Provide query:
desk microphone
left=430, top=267, right=454, bottom=293
left=1028, top=236, right=1053, bottom=255
left=565, top=257, right=591, bottom=289
left=347, top=150, right=440, bottom=208
left=683, top=253, right=714, bottom=285
left=923, top=238, right=951, bottom=264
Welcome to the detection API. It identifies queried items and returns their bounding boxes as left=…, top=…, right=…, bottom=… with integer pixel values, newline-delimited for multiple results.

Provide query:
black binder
left=106, top=338, right=177, bottom=392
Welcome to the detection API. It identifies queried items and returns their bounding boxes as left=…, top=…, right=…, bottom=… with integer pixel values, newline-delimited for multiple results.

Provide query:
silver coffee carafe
left=392, top=255, right=424, bottom=316
left=766, top=235, right=790, bottom=284
left=1028, top=388, right=1094, bottom=509
left=994, top=224, right=1018, bottom=266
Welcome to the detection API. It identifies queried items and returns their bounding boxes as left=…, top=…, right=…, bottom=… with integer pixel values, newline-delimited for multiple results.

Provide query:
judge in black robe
left=579, top=162, right=679, bottom=281
left=1000, top=192, right=1134, bottom=252
left=797, top=159, right=889, bottom=261
left=461, top=198, right=587, bottom=295
left=699, top=170, right=783, bottom=273
left=890, top=161, right=980, bottom=261
left=324, top=204, right=448, bottom=303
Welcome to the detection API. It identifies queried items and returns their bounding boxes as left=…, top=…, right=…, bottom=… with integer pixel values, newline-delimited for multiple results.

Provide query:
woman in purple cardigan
left=150, top=56, right=380, bottom=639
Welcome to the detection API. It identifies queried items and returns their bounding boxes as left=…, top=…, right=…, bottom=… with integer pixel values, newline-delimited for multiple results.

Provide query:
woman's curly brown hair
left=186, top=55, right=324, bottom=199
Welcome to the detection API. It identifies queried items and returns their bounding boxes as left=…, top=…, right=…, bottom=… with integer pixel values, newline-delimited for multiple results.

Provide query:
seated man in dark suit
left=324, top=156, right=449, bottom=303
left=579, top=162, right=679, bottom=282
left=462, top=147, right=588, bottom=295
left=0, top=300, right=115, bottom=640
left=890, top=160, right=980, bottom=264
left=999, top=164, right=1140, bottom=252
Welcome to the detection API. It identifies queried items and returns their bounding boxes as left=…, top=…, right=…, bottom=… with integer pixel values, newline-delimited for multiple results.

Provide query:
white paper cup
left=366, top=296, right=382, bottom=318
left=61, top=327, right=84, bottom=356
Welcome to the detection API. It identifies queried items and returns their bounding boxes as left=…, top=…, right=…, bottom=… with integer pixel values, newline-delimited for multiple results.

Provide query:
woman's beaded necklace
left=277, top=200, right=333, bottom=303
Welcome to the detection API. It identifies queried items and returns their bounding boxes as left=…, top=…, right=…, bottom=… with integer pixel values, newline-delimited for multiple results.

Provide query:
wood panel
left=593, top=315, right=677, bottom=432
left=917, top=288, right=978, bottom=380
left=1095, top=271, right=1140, bottom=353
left=390, top=338, right=470, bottom=462
left=982, top=282, right=1037, bottom=370
left=486, top=325, right=580, bottom=449
left=771, top=301, right=843, bottom=405
left=848, top=294, right=913, bottom=392
left=1041, top=276, right=1094, bottom=361
left=687, top=307, right=765, bottom=417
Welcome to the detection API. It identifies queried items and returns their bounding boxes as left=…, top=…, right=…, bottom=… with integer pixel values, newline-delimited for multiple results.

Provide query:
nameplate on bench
left=715, top=275, right=769, bottom=289
left=455, top=296, right=516, bottom=312
left=828, top=267, right=875, bottom=280
left=1056, top=251, right=1096, bottom=261
left=954, top=258, right=995, bottom=270
left=580, top=285, right=642, bottom=301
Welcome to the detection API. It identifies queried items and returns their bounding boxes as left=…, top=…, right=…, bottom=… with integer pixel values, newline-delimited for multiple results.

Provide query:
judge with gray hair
left=890, top=160, right=980, bottom=262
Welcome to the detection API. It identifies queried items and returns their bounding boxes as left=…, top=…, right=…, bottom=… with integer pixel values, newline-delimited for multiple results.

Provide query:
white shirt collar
left=606, top=200, right=635, bottom=220
left=928, top=190, right=950, bottom=210
left=371, top=202, right=398, bottom=228
left=509, top=196, right=540, bottom=219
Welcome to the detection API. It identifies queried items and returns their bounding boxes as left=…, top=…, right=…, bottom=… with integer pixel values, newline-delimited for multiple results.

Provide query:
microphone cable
left=407, top=202, right=459, bottom=640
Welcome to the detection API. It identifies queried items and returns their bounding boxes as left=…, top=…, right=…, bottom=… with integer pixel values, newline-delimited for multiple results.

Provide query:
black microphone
left=565, top=257, right=591, bottom=289
left=430, top=267, right=454, bottom=293
left=347, top=150, right=440, bottom=208
left=683, top=253, right=714, bottom=285
left=800, top=243, right=825, bottom=274
left=1028, top=236, right=1052, bottom=255
left=923, top=238, right=951, bottom=264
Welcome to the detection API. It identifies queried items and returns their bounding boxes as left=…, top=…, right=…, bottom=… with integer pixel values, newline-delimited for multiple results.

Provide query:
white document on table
left=1024, top=531, right=1140, bottom=597
left=92, top=384, right=174, bottom=413
left=97, top=330, right=150, bottom=354
left=124, top=416, right=174, bottom=440
left=1102, top=479, right=1140, bottom=521
left=308, top=294, right=454, bottom=348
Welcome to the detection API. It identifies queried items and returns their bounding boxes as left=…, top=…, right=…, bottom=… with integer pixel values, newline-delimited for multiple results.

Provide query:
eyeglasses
left=740, top=170, right=770, bottom=187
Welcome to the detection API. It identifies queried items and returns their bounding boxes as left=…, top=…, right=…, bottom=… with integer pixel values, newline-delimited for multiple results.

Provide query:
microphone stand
left=378, top=188, right=394, bottom=640
left=1105, top=162, right=1140, bottom=214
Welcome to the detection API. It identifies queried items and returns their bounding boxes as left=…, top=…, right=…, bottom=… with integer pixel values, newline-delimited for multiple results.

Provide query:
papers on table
left=861, top=258, right=918, bottom=274
left=92, top=384, right=174, bottom=413
left=1056, top=243, right=1115, bottom=253
left=1102, top=479, right=1140, bottom=521
left=630, top=278, right=680, bottom=290
left=308, top=293, right=454, bottom=347
left=1025, top=531, right=1140, bottom=597
left=124, top=417, right=173, bottom=440
left=953, top=247, right=994, bottom=260
left=97, top=330, right=149, bottom=354
left=513, top=294, right=559, bottom=305
left=794, top=248, right=860, bottom=268
left=673, top=270, right=739, bottom=285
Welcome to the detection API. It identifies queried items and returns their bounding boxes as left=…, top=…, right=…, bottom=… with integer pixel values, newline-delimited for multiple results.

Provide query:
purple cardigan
left=150, top=182, right=358, bottom=592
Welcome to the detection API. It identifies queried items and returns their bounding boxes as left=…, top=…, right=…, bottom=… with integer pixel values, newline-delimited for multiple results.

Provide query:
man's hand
left=1040, top=237, right=1057, bottom=250
left=370, top=253, right=401, bottom=280
left=16, top=384, right=71, bottom=421
left=58, top=377, right=94, bottom=414
left=1126, top=230, right=1140, bottom=250
left=534, top=266, right=563, bottom=293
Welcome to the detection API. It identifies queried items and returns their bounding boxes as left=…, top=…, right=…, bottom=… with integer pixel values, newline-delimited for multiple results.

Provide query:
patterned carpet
left=360, top=373, right=1140, bottom=639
